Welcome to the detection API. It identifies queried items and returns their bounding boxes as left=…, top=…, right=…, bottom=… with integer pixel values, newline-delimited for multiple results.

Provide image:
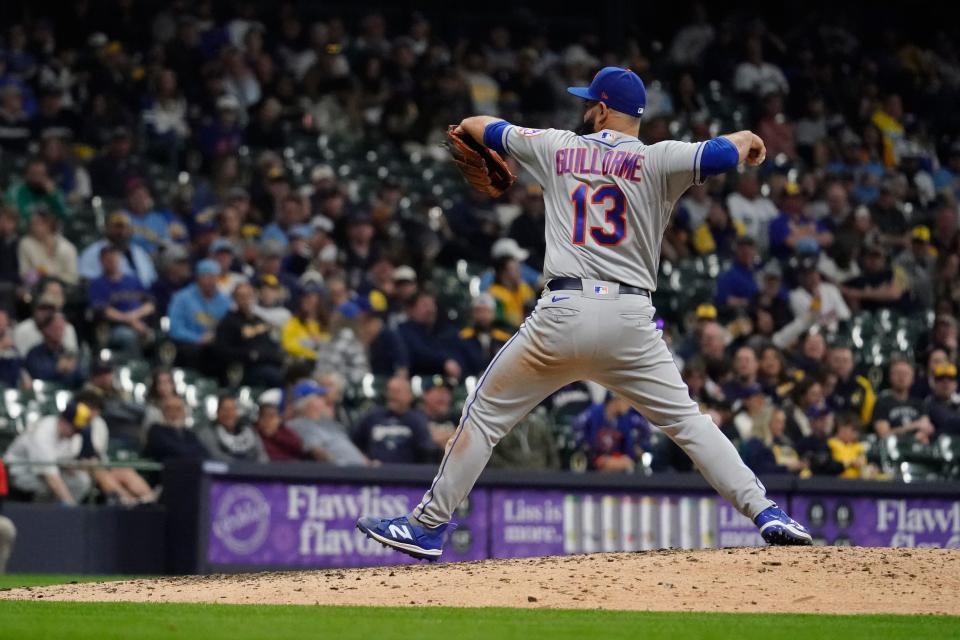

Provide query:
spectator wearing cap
left=81, top=360, right=145, bottom=449
left=197, top=94, right=245, bottom=163
left=16, top=209, right=78, bottom=287
left=252, top=274, right=292, bottom=333
left=480, top=238, right=543, bottom=291
left=794, top=403, right=844, bottom=476
left=386, top=265, right=418, bottom=327
left=487, top=255, right=535, bottom=330
left=314, top=301, right=371, bottom=386
left=123, top=180, right=172, bottom=254
left=78, top=211, right=157, bottom=287
left=167, top=259, right=231, bottom=371
left=150, top=243, right=192, bottom=316
left=87, top=244, right=155, bottom=359
left=751, top=260, right=792, bottom=330
left=726, top=172, right=777, bottom=253
left=872, top=358, right=935, bottom=442
left=893, top=225, right=937, bottom=310
left=398, top=292, right=461, bottom=379
left=281, top=285, right=329, bottom=361
left=355, top=290, right=409, bottom=378
left=923, top=363, right=960, bottom=436
left=285, top=381, right=370, bottom=466
left=787, top=251, right=850, bottom=336
left=6, top=158, right=70, bottom=222
left=768, top=182, right=833, bottom=262
left=715, top=236, right=759, bottom=313
left=197, top=395, right=268, bottom=463
left=88, top=126, right=145, bottom=199
left=841, top=244, right=909, bottom=313
left=208, top=237, right=246, bottom=295
left=142, top=394, right=210, bottom=463
left=454, top=293, right=512, bottom=378
left=871, top=182, right=910, bottom=249
left=25, top=312, right=85, bottom=388
left=730, top=382, right=772, bottom=442
left=214, top=281, right=284, bottom=388
left=573, top=394, right=652, bottom=473
left=352, top=376, right=438, bottom=464
left=12, top=282, right=79, bottom=356
left=343, top=213, right=381, bottom=290
left=3, top=401, right=96, bottom=504
left=742, top=407, right=806, bottom=475
left=826, top=344, right=876, bottom=426
left=692, top=199, right=744, bottom=259
left=261, top=193, right=309, bottom=249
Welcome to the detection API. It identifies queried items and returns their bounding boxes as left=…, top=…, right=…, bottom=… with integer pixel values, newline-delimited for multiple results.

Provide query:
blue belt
left=546, top=277, right=650, bottom=297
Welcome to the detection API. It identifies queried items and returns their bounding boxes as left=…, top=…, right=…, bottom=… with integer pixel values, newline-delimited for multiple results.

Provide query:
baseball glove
left=444, top=125, right=516, bottom=198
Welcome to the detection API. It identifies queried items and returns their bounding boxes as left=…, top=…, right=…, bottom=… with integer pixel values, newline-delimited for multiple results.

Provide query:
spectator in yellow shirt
left=281, top=286, right=330, bottom=361
left=487, top=256, right=535, bottom=330
left=828, top=412, right=878, bottom=479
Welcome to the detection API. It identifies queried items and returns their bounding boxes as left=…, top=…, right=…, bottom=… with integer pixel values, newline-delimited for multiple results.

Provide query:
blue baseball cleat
left=754, top=504, right=813, bottom=545
left=357, top=515, right=454, bottom=560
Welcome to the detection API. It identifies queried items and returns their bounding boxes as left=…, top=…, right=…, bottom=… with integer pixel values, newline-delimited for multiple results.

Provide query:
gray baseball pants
left=412, top=281, right=772, bottom=527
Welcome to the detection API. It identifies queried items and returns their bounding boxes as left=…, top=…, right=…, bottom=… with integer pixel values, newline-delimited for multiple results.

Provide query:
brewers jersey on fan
left=493, top=125, right=704, bottom=291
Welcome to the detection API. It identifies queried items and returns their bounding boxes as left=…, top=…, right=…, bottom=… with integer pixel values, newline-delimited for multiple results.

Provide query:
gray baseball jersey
left=497, top=126, right=705, bottom=291
left=410, top=125, right=771, bottom=533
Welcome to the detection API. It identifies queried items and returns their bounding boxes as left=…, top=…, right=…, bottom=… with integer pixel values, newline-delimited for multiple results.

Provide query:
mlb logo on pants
left=594, top=285, right=609, bottom=295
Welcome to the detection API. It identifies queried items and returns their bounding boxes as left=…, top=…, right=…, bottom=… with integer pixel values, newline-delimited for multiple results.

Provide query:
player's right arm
left=457, top=116, right=503, bottom=146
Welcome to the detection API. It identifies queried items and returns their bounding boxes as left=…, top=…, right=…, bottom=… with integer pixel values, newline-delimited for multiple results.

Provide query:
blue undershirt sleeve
left=483, top=120, right=511, bottom=155
left=699, top=137, right=740, bottom=177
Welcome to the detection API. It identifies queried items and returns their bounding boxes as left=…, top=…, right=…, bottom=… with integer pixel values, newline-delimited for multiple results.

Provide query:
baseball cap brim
left=567, top=86, right=601, bottom=102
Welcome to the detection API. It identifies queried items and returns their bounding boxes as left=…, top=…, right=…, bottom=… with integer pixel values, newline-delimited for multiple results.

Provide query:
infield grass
left=0, top=601, right=957, bottom=640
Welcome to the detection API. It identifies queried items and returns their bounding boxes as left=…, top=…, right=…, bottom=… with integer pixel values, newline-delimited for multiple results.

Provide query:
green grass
left=0, top=574, right=129, bottom=589
left=0, top=602, right=956, bottom=640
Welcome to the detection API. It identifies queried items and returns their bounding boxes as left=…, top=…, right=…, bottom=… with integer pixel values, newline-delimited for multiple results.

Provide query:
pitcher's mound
left=4, top=547, right=959, bottom=614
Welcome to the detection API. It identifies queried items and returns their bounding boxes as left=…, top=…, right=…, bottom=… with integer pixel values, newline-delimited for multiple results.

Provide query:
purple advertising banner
left=490, top=490, right=786, bottom=558
left=792, top=495, right=960, bottom=548
left=206, top=480, right=488, bottom=567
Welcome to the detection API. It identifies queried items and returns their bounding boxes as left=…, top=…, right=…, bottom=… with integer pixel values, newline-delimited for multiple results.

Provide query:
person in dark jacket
left=356, top=294, right=409, bottom=377
left=453, top=293, right=512, bottom=377
left=924, top=363, right=960, bottom=436
left=25, top=312, right=85, bottom=388
left=742, top=407, right=808, bottom=475
left=255, top=400, right=312, bottom=462
left=196, top=395, right=268, bottom=463
left=143, top=395, right=209, bottom=463
left=397, top=292, right=460, bottom=378
left=214, top=281, right=284, bottom=387
left=352, top=376, right=438, bottom=464
left=795, top=404, right=844, bottom=475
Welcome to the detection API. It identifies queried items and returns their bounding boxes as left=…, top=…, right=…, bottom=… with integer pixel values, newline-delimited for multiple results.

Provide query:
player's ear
left=596, top=102, right=609, bottom=131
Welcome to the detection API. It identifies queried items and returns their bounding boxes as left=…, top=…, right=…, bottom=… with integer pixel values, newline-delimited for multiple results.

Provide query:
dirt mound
left=4, top=547, right=959, bottom=614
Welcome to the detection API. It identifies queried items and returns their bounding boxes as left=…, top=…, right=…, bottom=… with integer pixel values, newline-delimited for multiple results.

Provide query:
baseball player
left=358, top=67, right=811, bottom=558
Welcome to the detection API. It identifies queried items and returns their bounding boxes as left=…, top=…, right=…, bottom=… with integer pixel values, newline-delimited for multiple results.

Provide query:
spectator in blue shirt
left=87, top=245, right=155, bottom=359
left=356, top=294, right=409, bottom=377
left=768, top=182, right=833, bottom=262
left=167, top=259, right=231, bottom=372
left=352, top=376, right=438, bottom=464
left=78, top=212, right=157, bottom=287
left=123, top=179, right=173, bottom=254
left=573, top=394, right=652, bottom=473
left=714, top=236, right=759, bottom=314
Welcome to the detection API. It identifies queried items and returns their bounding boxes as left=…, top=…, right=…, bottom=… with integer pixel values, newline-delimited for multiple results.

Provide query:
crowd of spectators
left=2, top=2, right=960, bottom=504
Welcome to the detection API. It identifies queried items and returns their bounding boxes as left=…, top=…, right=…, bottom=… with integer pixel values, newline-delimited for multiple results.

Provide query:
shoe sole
left=356, top=522, right=443, bottom=561
left=759, top=521, right=813, bottom=546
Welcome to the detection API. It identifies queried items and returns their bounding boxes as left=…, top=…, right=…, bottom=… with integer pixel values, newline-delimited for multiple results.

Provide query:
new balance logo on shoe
left=388, top=524, right=413, bottom=540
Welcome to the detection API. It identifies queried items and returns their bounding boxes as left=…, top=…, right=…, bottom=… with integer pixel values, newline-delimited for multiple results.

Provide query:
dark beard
left=574, top=114, right=597, bottom=136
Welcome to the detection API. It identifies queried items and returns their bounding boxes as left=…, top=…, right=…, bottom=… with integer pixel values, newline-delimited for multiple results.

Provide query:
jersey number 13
left=570, top=184, right=628, bottom=246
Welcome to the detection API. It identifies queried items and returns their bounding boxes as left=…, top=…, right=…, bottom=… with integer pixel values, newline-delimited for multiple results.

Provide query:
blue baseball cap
left=196, top=259, right=221, bottom=276
left=567, top=67, right=646, bottom=117
left=292, top=380, right=327, bottom=402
